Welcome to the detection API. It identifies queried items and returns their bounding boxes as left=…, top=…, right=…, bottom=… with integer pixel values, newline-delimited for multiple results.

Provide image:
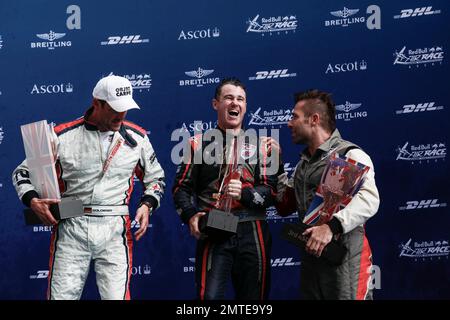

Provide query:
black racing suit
left=173, top=128, right=278, bottom=300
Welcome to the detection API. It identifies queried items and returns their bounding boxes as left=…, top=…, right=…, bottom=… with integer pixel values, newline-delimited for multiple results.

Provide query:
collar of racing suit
left=82, top=106, right=137, bottom=148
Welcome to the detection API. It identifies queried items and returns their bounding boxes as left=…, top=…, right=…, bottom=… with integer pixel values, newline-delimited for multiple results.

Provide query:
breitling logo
left=31, top=30, right=72, bottom=50
left=325, top=5, right=381, bottom=29
left=180, top=67, right=220, bottom=87
left=331, top=7, right=359, bottom=19
left=335, top=101, right=367, bottom=122
left=185, top=68, right=214, bottom=79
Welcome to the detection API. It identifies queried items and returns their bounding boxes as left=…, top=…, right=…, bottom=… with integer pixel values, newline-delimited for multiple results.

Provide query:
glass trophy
left=21, top=120, right=83, bottom=225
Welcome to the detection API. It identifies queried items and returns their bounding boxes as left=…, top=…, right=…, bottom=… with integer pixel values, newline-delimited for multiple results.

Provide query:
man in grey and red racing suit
left=276, top=89, right=380, bottom=300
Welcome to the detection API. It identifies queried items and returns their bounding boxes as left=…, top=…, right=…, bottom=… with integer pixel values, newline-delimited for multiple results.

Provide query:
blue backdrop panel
left=0, top=0, right=448, bottom=299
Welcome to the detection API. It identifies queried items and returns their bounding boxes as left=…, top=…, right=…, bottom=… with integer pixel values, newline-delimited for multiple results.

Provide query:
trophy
left=21, top=120, right=83, bottom=225
left=303, top=152, right=370, bottom=226
left=281, top=152, right=370, bottom=265
left=199, top=137, right=240, bottom=240
left=280, top=222, right=347, bottom=266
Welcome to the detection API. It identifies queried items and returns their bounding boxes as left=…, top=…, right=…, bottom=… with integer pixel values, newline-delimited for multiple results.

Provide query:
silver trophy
left=21, top=120, right=83, bottom=225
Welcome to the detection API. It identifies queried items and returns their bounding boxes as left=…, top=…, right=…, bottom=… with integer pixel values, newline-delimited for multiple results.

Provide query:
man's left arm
left=328, top=148, right=380, bottom=235
left=134, top=135, right=166, bottom=240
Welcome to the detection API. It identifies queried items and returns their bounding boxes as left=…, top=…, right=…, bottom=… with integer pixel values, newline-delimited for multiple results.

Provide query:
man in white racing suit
left=12, top=75, right=165, bottom=300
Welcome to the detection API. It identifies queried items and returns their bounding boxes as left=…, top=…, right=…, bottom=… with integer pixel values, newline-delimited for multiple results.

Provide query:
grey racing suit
left=12, top=108, right=165, bottom=300
left=277, top=129, right=380, bottom=300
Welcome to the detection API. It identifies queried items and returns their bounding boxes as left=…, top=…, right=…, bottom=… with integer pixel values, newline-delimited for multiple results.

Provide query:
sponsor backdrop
left=0, top=0, right=449, bottom=299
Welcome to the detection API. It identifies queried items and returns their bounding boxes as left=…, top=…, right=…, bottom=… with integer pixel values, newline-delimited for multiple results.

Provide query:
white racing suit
left=12, top=110, right=165, bottom=299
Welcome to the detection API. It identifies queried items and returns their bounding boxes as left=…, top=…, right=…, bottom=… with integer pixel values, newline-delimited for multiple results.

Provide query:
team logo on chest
left=240, top=143, right=257, bottom=160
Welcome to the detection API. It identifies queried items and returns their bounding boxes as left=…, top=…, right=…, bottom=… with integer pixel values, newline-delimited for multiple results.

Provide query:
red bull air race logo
left=396, top=142, right=446, bottom=164
left=399, top=239, right=449, bottom=261
left=393, top=45, right=444, bottom=68
left=246, top=14, right=298, bottom=36
left=248, top=107, right=292, bottom=128
left=106, top=72, right=152, bottom=92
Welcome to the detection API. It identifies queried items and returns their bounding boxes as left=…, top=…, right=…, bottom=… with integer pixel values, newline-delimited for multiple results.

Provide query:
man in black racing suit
left=173, top=78, right=279, bottom=300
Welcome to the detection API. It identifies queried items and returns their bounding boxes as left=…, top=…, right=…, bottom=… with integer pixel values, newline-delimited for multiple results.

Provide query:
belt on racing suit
left=83, top=205, right=129, bottom=216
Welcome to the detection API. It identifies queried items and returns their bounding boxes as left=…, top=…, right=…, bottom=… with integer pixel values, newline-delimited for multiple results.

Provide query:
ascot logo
left=101, top=35, right=149, bottom=45
left=131, top=264, right=151, bottom=276
left=249, top=69, right=297, bottom=81
left=335, top=101, right=367, bottom=121
left=31, top=30, right=72, bottom=50
left=30, top=83, right=73, bottom=94
left=179, top=67, right=220, bottom=87
left=396, top=142, right=446, bottom=163
left=399, top=199, right=447, bottom=211
left=393, top=46, right=444, bottom=68
left=395, top=102, right=444, bottom=114
left=325, top=5, right=381, bottom=29
left=178, top=120, right=218, bottom=133
left=325, top=60, right=367, bottom=74
left=394, top=6, right=441, bottom=19
left=246, top=14, right=298, bottom=35
left=178, top=27, right=220, bottom=40
left=248, top=107, right=292, bottom=127
left=399, top=239, right=449, bottom=260
left=0, top=127, right=4, bottom=145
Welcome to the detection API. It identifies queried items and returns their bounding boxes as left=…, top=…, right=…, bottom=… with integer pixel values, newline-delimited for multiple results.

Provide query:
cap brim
left=108, top=98, right=140, bottom=112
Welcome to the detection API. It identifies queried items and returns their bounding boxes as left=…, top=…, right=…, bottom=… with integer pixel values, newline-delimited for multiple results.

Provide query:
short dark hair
left=214, top=77, right=246, bottom=100
left=293, top=89, right=336, bottom=133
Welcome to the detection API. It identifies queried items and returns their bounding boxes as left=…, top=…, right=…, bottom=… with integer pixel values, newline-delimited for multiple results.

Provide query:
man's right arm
left=172, top=140, right=200, bottom=224
left=12, top=160, right=39, bottom=207
left=274, top=157, right=297, bottom=216
left=12, top=160, right=59, bottom=225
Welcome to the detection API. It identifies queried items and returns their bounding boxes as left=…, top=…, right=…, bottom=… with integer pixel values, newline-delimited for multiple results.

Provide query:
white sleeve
left=333, top=148, right=380, bottom=233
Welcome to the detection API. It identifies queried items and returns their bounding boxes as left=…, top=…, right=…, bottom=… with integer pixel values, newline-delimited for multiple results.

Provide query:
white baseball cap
left=92, top=75, right=140, bottom=112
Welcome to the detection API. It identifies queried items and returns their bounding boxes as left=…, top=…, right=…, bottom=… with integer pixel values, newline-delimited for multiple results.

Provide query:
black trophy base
left=24, top=197, right=84, bottom=225
left=199, top=209, right=239, bottom=241
left=281, top=223, right=347, bottom=266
